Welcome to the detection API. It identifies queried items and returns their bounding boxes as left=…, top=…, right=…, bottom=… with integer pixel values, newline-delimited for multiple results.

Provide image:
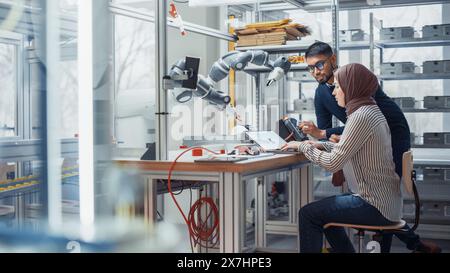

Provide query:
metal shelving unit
left=230, top=0, right=450, bottom=247
left=235, top=39, right=372, bottom=83
left=286, top=110, right=315, bottom=114
left=376, top=37, right=450, bottom=48
left=236, top=40, right=371, bottom=52
left=233, top=20, right=313, bottom=252
left=404, top=188, right=450, bottom=202
left=236, top=43, right=311, bottom=53
left=380, top=73, right=450, bottom=80
left=408, top=153, right=450, bottom=237
left=414, top=158, right=450, bottom=166
left=246, top=0, right=450, bottom=13
left=322, top=9, right=450, bottom=241
left=400, top=108, right=450, bottom=113
left=286, top=76, right=316, bottom=83
left=236, top=42, right=371, bottom=55
left=340, top=41, right=371, bottom=50
left=404, top=157, right=450, bottom=201
left=412, top=144, right=450, bottom=148
left=368, top=17, right=450, bottom=238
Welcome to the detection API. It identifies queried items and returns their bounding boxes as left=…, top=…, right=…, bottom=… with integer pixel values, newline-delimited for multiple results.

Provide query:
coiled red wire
left=167, top=147, right=220, bottom=250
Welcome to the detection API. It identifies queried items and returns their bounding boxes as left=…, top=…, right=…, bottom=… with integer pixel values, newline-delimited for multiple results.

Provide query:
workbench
left=115, top=153, right=311, bottom=253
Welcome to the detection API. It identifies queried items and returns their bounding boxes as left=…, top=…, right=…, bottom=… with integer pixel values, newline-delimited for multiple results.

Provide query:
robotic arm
left=166, top=50, right=291, bottom=110
left=208, top=50, right=291, bottom=86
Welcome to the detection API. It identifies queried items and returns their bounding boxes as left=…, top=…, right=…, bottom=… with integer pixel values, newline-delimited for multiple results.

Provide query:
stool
left=324, top=220, right=406, bottom=253
left=323, top=151, right=420, bottom=253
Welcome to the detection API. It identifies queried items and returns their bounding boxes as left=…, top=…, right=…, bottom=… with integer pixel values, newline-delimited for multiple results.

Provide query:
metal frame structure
left=109, top=3, right=236, bottom=42
left=0, top=139, right=78, bottom=162
left=0, top=0, right=240, bottom=236
left=231, top=5, right=315, bottom=251
left=135, top=159, right=310, bottom=253
left=0, top=0, right=77, bottom=41
left=109, top=1, right=237, bottom=161
left=0, top=0, right=108, bottom=230
left=155, top=1, right=167, bottom=161
left=250, top=0, right=449, bottom=13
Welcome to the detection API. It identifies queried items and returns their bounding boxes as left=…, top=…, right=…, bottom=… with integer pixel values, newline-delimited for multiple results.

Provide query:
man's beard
left=317, top=64, right=337, bottom=84
left=317, top=71, right=333, bottom=84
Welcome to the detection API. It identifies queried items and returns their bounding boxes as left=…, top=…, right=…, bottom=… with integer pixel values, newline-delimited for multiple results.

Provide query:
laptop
left=245, top=131, right=301, bottom=154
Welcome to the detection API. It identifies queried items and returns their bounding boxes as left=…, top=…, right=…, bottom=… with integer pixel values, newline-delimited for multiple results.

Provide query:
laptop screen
left=246, top=131, right=287, bottom=150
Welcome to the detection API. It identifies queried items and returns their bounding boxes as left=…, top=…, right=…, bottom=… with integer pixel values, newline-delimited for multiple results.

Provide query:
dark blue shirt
left=314, top=83, right=411, bottom=176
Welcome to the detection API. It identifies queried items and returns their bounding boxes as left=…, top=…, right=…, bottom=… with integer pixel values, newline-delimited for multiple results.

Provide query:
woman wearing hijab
left=282, top=63, right=432, bottom=253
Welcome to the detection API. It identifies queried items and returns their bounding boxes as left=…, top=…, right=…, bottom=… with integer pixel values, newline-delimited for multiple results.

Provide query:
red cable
left=167, top=147, right=220, bottom=249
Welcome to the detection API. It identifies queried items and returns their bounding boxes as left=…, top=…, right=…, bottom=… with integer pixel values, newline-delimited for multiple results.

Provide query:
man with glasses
left=297, top=41, right=440, bottom=253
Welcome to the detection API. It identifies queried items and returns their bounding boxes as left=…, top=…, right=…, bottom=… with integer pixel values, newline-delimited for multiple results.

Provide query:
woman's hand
left=302, top=140, right=326, bottom=150
left=329, top=134, right=341, bottom=143
left=281, top=140, right=324, bottom=151
left=281, top=141, right=303, bottom=151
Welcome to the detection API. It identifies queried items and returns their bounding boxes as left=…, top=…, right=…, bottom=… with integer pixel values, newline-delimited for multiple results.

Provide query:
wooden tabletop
left=115, top=153, right=309, bottom=174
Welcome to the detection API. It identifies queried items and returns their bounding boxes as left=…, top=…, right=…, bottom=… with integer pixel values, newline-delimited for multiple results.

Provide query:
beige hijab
left=331, top=63, right=380, bottom=186
left=334, top=63, right=379, bottom=116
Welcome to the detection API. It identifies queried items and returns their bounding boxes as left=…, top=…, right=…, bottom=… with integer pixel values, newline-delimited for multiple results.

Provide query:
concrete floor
left=166, top=222, right=450, bottom=253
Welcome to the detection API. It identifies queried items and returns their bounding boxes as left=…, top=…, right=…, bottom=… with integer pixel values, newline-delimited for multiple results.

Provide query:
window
left=0, top=39, right=19, bottom=138
left=114, top=13, right=156, bottom=149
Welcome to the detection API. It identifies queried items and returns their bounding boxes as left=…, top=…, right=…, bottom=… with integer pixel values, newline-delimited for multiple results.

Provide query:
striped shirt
left=298, top=105, right=402, bottom=222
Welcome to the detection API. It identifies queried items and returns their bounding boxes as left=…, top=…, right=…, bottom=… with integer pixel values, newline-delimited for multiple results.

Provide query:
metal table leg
left=219, top=172, right=243, bottom=253
left=144, top=176, right=157, bottom=226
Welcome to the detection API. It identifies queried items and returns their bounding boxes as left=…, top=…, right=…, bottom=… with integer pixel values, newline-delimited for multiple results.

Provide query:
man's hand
left=329, top=134, right=341, bottom=143
left=299, top=121, right=326, bottom=139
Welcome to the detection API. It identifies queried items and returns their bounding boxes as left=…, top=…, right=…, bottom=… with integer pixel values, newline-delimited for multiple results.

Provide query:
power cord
left=189, top=186, right=194, bottom=253
left=167, top=146, right=220, bottom=252
left=161, top=179, right=185, bottom=195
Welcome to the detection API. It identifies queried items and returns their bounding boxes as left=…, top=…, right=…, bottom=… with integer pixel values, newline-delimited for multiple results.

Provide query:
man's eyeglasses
left=307, top=57, right=331, bottom=73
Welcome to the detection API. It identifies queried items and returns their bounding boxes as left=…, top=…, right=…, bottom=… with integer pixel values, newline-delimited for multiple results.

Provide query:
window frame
left=0, top=30, right=24, bottom=141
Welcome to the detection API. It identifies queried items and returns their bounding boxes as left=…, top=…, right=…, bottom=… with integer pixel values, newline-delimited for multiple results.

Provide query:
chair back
left=402, top=150, right=420, bottom=231
left=402, top=151, right=414, bottom=195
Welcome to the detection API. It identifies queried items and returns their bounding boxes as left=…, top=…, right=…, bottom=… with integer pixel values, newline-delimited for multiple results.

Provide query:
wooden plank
left=238, top=33, right=287, bottom=41
left=285, top=27, right=303, bottom=37
left=258, top=39, right=286, bottom=45
left=236, top=28, right=259, bottom=35
left=238, top=38, right=287, bottom=46
left=287, top=33, right=298, bottom=40
left=245, top=19, right=291, bottom=29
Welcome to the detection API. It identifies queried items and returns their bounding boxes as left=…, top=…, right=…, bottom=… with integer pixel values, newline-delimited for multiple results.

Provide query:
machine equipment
left=163, top=51, right=292, bottom=110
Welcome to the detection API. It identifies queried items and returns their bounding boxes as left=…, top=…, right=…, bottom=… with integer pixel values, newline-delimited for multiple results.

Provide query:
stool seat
left=324, top=220, right=406, bottom=231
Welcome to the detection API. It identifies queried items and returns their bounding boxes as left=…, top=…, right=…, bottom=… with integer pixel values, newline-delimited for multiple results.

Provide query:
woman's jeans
left=299, top=193, right=420, bottom=253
